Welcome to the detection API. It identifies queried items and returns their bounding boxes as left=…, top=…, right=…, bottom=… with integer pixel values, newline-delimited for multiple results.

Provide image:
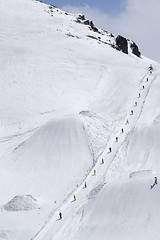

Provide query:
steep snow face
left=0, top=0, right=154, bottom=136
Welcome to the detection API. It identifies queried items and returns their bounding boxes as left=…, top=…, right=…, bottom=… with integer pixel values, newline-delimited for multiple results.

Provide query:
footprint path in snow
left=31, top=68, right=159, bottom=240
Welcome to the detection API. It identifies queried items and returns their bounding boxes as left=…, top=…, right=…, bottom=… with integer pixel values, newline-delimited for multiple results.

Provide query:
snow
left=3, top=195, right=38, bottom=211
left=0, top=0, right=160, bottom=239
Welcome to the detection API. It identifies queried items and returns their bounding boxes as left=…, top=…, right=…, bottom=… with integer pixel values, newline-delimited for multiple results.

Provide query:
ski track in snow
left=30, top=69, right=160, bottom=240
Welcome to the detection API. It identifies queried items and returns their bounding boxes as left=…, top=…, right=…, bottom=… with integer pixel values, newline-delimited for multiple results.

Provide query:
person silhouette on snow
left=109, top=147, right=112, bottom=153
left=84, top=182, right=87, bottom=188
left=94, top=169, right=96, bottom=175
left=131, top=110, right=133, bottom=115
left=116, top=137, right=118, bottom=142
left=121, top=128, right=124, bottom=133
left=74, top=195, right=76, bottom=201
left=155, top=177, right=158, bottom=184
left=102, top=158, right=104, bottom=164
left=59, top=212, right=62, bottom=219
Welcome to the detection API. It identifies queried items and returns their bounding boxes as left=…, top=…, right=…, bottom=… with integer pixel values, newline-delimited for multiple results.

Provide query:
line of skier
left=59, top=65, right=156, bottom=220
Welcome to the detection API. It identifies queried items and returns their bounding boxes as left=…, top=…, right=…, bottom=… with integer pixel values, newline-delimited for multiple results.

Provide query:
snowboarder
left=109, top=147, right=112, bottom=153
left=59, top=212, right=62, bottom=219
left=84, top=182, right=87, bottom=188
left=94, top=169, right=96, bottom=175
left=74, top=194, right=76, bottom=201
left=155, top=177, right=158, bottom=184
left=121, top=128, right=124, bottom=133
left=131, top=110, right=133, bottom=115
left=116, top=137, right=118, bottom=142
left=102, top=158, right=104, bottom=164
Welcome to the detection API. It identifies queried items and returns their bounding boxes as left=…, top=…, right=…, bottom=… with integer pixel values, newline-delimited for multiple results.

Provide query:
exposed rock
left=77, top=14, right=85, bottom=21
left=84, top=20, right=90, bottom=25
left=130, top=41, right=141, bottom=57
left=116, top=35, right=128, bottom=54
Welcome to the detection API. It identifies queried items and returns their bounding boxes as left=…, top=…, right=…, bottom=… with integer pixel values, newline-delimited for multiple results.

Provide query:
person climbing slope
left=59, top=212, right=62, bottom=220
left=155, top=177, right=158, bottom=184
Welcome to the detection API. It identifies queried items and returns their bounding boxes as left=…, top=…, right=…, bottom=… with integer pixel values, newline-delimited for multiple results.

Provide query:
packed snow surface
left=0, top=0, right=160, bottom=240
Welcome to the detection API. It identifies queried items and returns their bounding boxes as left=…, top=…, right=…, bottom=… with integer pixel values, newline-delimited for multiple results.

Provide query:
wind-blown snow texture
left=0, top=0, right=160, bottom=240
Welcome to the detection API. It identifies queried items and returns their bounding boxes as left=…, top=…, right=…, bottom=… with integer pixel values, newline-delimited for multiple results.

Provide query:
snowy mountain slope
left=0, top=0, right=160, bottom=240
left=33, top=69, right=160, bottom=240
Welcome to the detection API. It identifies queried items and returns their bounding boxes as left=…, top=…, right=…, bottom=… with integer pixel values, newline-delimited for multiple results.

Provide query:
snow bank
left=3, top=195, right=38, bottom=211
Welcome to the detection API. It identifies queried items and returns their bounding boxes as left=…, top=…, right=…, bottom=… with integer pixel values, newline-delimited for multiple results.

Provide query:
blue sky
left=41, top=0, right=160, bottom=63
left=42, top=0, right=125, bottom=16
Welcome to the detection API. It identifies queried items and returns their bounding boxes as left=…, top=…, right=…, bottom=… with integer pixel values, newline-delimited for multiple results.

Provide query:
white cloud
left=62, top=0, right=160, bottom=63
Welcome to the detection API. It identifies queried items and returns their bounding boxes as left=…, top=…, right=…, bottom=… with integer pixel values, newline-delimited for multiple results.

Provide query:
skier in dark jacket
left=59, top=212, right=62, bottom=219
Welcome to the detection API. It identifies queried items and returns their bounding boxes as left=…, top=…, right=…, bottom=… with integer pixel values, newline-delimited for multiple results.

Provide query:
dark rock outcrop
left=130, top=42, right=141, bottom=57
left=116, top=35, right=128, bottom=54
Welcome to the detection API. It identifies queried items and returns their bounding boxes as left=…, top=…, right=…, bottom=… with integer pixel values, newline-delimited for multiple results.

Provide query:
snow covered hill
left=0, top=0, right=160, bottom=239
